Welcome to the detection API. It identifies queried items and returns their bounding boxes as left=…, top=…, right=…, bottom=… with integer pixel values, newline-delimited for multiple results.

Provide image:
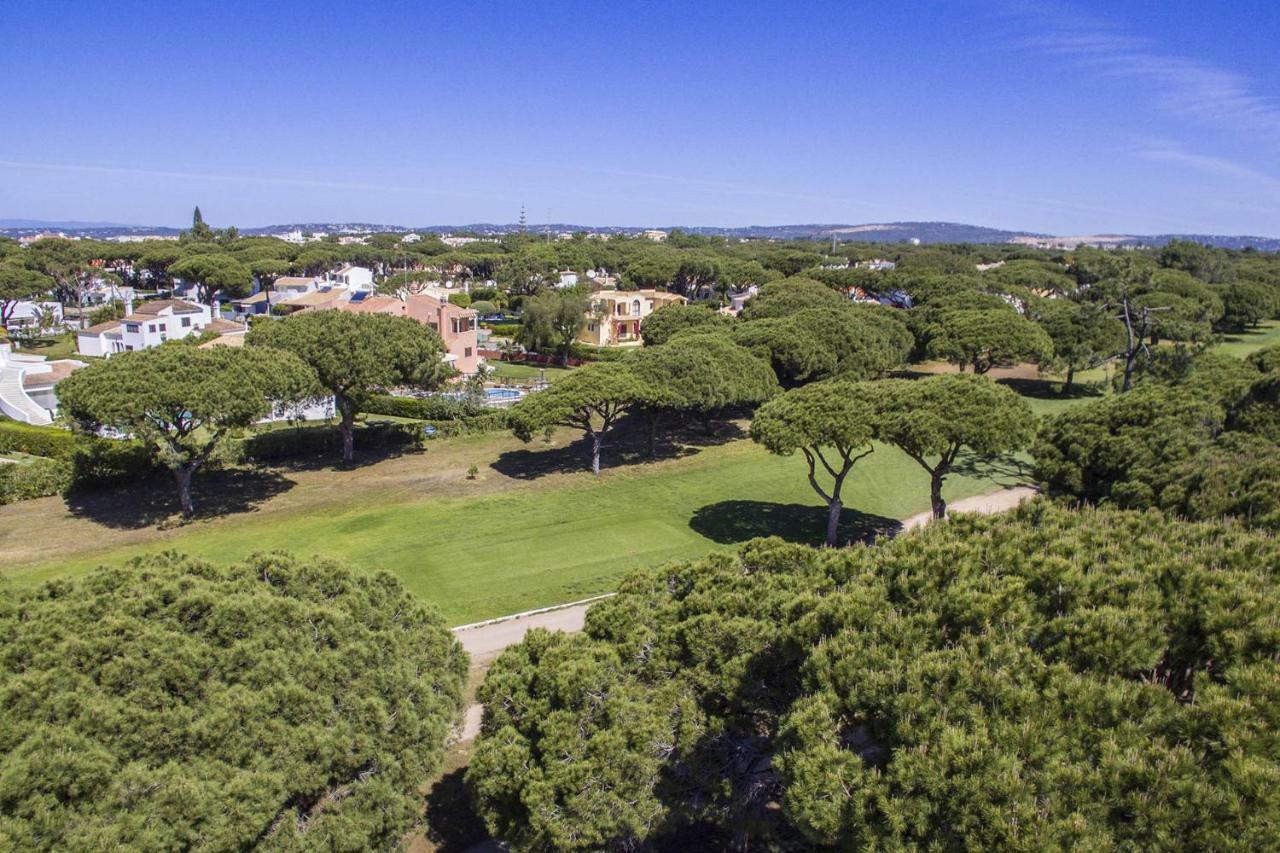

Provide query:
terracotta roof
left=281, top=290, right=343, bottom=308
left=22, top=360, right=84, bottom=388
left=206, top=318, right=247, bottom=334
left=200, top=331, right=245, bottom=348
left=273, top=277, right=317, bottom=290
left=79, top=319, right=123, bottom=334
left=235, top=292, right=270, bottom=304
left=338, top=293, right=477, bottom=317
left=133, top=298, right=203, bottom=315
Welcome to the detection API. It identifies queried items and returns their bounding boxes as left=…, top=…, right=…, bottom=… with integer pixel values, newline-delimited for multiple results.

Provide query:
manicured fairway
left=1211, top=321, right=1280, bottom=360
left=0, top=431, right=1023, bottom=624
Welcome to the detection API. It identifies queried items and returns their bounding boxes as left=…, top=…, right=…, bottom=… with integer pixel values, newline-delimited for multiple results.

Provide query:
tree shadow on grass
left=422, top=766, right=490, bottom=853
left=491, top=417, right=746, bottom=481
left=996, top=376, right=1105, bottom=400
left=689, top=500, right=901, bottom=547
left=64, top=467, right=295, bottom=530
left=261, top=442, right=423, bottom=473
left=950, top=450, right=1036, bottom=487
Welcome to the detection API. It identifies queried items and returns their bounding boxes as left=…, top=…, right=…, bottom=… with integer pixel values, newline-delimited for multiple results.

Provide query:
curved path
left=452, top=485, right=1038, bottom=742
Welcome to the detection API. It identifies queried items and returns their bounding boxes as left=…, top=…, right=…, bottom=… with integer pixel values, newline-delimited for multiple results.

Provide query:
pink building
left=332, top=293, right=481, bottom=374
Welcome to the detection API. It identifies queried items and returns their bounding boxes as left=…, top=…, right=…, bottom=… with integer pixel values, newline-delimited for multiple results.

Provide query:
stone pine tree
left=627, top=333, right=778, bottom=454
left=467, top=504, right=1280, bottom=851
left=509, top=362, right=645, bottom=475
left=925, top=308, right=1054, bottom=374
left=56, top=345, right=315, bottom=515
left=0, top=552, right=467, bottom=849
left=0, top=264, right=54, bottom=328
left=873, top=374, right=1036, bottom=518
left=750, top=380, right=880, bottom=546
left=247, top=311, right=452, bottom=464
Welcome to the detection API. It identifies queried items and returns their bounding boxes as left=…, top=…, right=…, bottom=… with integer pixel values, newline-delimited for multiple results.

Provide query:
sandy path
left=451, top=486, right=1038, bottom=742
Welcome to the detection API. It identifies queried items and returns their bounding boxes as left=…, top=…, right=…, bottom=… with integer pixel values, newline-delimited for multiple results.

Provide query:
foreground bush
left=0, top=553, right=468, bottom=850
left=0, top=456, right=71, bottom=504
left=468, top=502, right=1280, bottom=850
left=0, top=419, right=76, bottom=458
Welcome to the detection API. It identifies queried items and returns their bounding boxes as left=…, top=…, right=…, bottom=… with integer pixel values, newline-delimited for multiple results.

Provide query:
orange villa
left=578, top=290, right=686, bottom=346
left=330, top=293, right=481, bottom=374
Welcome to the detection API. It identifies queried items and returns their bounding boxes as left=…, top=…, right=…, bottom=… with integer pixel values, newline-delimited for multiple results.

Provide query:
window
left=125, top=345, right=134, bottom=351
left=451, top=318, right=462, bottom=334
left=125, top=323, right=139, bottom=333
left=148, top=324, right=157, bottom=333
left=181, top=317, right=191, bottom=327
left=632, top=299, right=641, bottom=315
left=464, top=347, right=472, bottom=357
left=588, top=322, right=596, bottom=332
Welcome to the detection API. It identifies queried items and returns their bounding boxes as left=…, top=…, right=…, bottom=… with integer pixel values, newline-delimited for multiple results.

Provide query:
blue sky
left=2, top=0, right=1279, bottom=234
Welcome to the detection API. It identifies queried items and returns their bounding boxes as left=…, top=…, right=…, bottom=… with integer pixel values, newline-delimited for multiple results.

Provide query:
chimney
left=124, top=294, right=134, bottom=317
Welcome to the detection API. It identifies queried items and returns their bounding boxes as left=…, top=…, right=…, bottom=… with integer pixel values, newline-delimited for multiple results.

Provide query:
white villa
left=325, top=264, right=374, bottom=290
left=4, top=301, right=65, bottom=335
left=230, top=266, right=376, bottom=317
left=76, top=298, right=245, bottom=357
left=0, top=342, right=85, bottom=425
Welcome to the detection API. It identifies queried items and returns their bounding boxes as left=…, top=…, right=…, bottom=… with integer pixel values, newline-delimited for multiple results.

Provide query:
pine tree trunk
left=338, top=401, right=356, bottom=464
left=590, top=431, right=603, bottom=476
left=174, top=466, right=195, bottom=516
left=930, top=471, right=947, bottom=519
left=825, top=499, right=842, bottom=547
left=1062, top=366, right=1075, bottom=396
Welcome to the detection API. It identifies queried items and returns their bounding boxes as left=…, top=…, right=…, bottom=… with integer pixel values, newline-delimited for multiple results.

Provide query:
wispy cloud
left=1003, top=2, right=1280, bottom=143
left=1131, top=140, right=1280, bottom=193
left=0, top=159, right=509, bottom=201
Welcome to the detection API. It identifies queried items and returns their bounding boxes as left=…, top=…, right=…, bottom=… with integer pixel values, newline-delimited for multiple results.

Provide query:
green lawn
left=28, top=316, right=1279, bottom=624
left=13, top=332, right=82, bottom=361
left=1211, top=321, right=1280, bottom=360
left=2, top=434, right=1025, bottom=624
left=488, top=361, right=573, bottom=383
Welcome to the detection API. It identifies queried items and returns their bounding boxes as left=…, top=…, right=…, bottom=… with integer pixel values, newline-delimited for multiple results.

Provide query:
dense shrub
left=421, top=411, right=512, bottom=437
left=567, top=343, right=628, bottom=362
left=1159, top=431, right=1280, bottom=530
left=0, top=552, right=467, bottom=850
left=468, top=503, right=1280, bottom=850
left=1032, top=384, right=1224, bottom=507
left=68, top=439, right=161, bottom=489
left=0, top=420, right=76, bottom=458
left=0, top=457, right=71, bottom=504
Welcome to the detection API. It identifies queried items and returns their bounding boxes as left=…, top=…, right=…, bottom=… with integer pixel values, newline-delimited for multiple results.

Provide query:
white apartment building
left=76, top=298, right=243, bottom=357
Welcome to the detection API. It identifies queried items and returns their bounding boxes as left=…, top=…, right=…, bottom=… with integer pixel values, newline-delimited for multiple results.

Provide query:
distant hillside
left=2, top=218, right=1277, bottom=250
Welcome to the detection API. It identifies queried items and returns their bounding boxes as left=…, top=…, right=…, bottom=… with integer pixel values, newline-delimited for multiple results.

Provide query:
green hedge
left=486, top=323, right=521, bottom=337
left=0, top=457, right=73, bottom=505
left=69, top=440, right=162, bottom=489
left=568, top=343, right=627, bottom=362
left=363, top=394, right=486, bottom=420
left=0, top=420, right=77, bottom=458
left=420, top=412, right=512, bottom=437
